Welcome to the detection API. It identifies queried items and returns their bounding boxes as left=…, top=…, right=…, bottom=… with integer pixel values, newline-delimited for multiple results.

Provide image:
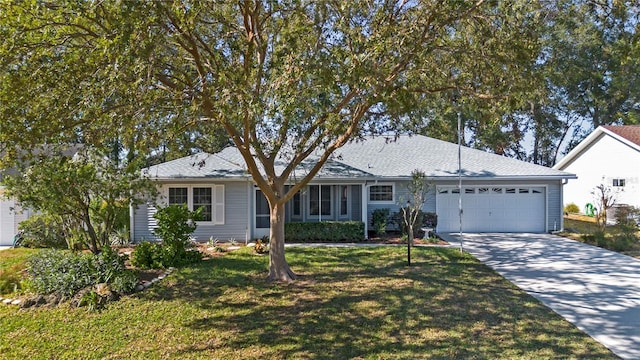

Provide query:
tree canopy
left=0, top=0, right=545, bottom=281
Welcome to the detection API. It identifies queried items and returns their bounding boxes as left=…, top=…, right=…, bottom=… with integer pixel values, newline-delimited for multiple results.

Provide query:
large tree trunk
left=268, top=201, right=296, bottom=282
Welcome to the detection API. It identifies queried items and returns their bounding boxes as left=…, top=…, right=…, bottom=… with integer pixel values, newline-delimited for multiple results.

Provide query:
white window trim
left=164, top=184, right=224, bottom=225
left=368, top=183, right=395, bottom=204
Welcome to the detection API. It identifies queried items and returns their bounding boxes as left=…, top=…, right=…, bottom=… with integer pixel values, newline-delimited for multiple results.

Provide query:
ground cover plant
left=563, top=214, right=640, bottom=258
left=0, top=246, right=616, bottom=359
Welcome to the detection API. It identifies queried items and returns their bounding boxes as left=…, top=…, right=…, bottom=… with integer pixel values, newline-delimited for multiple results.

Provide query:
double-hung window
left=613, top=178, right=626, bottom=187
left=166, top=185, right=224, bottom=224
left=369, top=185, right=393, bottom=203
left=309, top=185, right=332, bottom=216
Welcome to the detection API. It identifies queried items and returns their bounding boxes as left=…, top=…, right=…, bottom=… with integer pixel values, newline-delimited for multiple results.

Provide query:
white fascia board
left=554, top=126, right=640, bottom=170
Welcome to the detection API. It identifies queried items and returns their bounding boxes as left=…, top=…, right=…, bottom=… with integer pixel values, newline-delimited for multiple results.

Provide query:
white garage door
left=436, top=186, right=546, bottom=233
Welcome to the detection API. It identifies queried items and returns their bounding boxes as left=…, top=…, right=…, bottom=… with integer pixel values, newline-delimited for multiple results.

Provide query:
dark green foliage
left=153, top=205, right=199, bottom=246
left=17, top=214, right=67, bottom=249
left=27, top=248, right=135, bottom=297
left=131, top=205, right=203, bottom=269
left=423, top=212, right=438, bottom=228
left=110, top=269, right=140, bottom=294
left=371, top=209, right=390, bottom=236
left=130, top=241, right=163, bottom=269
left=130, top=240, right=202, bottom=269
left=285, top=222, right=364, bottom=242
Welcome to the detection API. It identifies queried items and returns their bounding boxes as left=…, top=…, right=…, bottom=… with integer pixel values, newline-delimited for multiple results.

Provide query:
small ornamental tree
left=399, top=170, right=431, bottom=266
left=592, top=183, right=617, bottom=230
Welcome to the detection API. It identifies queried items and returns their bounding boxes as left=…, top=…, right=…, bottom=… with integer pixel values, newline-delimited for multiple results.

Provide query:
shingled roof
left=602, top=125, right=640, bottom=147
left=146, top=135, right=574, bottom=181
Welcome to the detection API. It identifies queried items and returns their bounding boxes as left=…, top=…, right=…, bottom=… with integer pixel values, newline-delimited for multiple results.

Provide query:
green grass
left=0, top=248, right=41, bottom=295
left=0, top=246, right=617, bottom=359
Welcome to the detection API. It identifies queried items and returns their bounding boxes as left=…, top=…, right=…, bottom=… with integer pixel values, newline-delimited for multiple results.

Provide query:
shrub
left=564, top=203, right=580, bottom=214
left=27, top=248, right=135, bottom=297
left=139, top=205, right=203, bottom=268
left=17, top=214, right=67, bottom=249
left=371, top=208, right=390, bottom=236
left=130, top=241, right=163, bottom=269
left=28, top=250, right=95, bottom=297
left=110, top=269, right=140, bottom=294
left=423, top=212, right=438, bottom=228
left=130, top=240, right=202, bottom=269
left=153, top=205, right=199, bottom=247
left=285, top=221, right=364, bottom=242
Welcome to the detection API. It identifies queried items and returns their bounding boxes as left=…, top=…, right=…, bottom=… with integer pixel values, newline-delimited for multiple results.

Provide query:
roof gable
left=554, top=126, right=640, bottom=170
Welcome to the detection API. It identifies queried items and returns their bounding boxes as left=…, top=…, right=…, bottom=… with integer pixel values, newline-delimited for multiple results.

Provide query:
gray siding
left=132, top=181, right=249, bottom=242
left=132, top=203, right=159, bottom=241
left=547, top=180, right=563, bottom=232
left=192, top=182, right=249, bottom=242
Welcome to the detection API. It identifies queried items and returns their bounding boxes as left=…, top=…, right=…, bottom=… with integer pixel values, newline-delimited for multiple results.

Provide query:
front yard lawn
left=0, top=246, right=616, bottom=359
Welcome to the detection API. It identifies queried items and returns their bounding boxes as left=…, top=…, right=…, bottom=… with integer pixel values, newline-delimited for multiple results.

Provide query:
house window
left=340, top=186, right=349, bottom=216
left=168, top=187, right=188, bottom=205
left=309, top=185, right=331, bottom=216
left=167, top=185, right=224, bottom=224
left=292, top=192, right=302, bottom=217
left=369, top=185, right=393, bottom=202
left=193, top=187, right=212, bottom=222
left=613, top=179, right=626, bottom=187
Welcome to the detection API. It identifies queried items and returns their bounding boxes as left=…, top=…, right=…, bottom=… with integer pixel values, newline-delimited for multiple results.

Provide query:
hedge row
left=284, top=221, right=365, bottom=242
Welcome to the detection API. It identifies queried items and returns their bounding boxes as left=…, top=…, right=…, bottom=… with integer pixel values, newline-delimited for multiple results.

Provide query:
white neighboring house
left=0, top=172, right=33, bottom=246
left=553, top=125, right=640, bottom=213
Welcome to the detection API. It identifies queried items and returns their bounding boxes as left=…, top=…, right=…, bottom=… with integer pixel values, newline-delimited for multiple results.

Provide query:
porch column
left=362, top=183, right=368, bottom=239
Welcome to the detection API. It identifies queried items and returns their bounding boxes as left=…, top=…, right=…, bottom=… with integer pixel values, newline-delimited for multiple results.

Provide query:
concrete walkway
left=0, top=246, right=11, bottom=251
left=441, top=233, right=640, bottom=360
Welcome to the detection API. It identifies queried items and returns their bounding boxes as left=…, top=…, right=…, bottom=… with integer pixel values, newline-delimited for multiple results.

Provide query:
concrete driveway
left=441, top=233, right=640, bottom=360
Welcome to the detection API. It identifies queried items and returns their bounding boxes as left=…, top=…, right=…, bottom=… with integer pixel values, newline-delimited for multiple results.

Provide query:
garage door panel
left=436, top=186, right=545, bottom=233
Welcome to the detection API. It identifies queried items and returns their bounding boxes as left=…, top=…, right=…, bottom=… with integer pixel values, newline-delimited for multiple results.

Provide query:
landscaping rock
left=11, top=299, right=21, bottom=306
left=3, top=298, right=12, bottom=305
left=20, top=295, right=46, bottom=309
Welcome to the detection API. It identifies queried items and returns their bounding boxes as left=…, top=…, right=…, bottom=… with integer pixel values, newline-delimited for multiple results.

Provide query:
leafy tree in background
left=522, top=0, right=640, bottom=165
left=0, top=1, right=543, bottom=281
